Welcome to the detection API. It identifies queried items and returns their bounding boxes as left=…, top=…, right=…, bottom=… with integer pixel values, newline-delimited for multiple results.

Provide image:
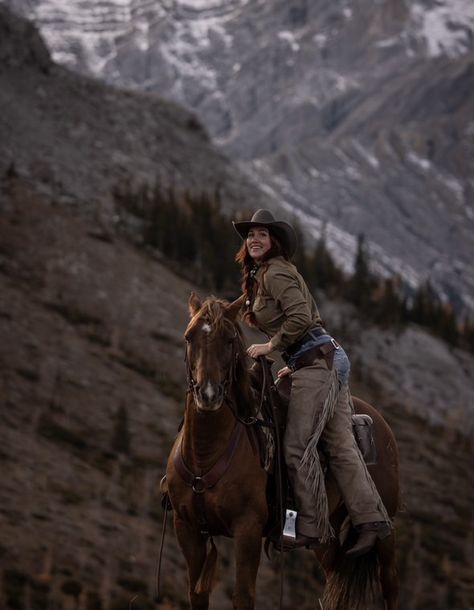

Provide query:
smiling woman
left=246, top=227, right=272, bottom=261
left=233, top=209, right=393, bottom=558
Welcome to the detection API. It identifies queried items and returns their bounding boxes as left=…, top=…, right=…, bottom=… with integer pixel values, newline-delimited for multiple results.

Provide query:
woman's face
left=246, top=226, right=272, bottom=262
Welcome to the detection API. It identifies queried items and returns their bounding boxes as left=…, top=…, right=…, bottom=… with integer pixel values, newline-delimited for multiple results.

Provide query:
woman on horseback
left=233, top=209, right=391, bottom=556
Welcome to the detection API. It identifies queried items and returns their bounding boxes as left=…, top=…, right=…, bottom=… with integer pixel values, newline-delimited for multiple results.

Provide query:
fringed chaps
left=299, top=369, right=339, bottom=543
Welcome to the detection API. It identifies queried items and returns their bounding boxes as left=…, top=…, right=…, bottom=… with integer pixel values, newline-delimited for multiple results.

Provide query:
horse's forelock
left=185, top=297, right=252, bottom=416
left=186, top=297, right=234, bottom=337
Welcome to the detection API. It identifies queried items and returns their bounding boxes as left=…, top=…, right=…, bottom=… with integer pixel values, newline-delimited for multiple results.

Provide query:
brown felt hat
left=232, top=209, right=297, bottom=257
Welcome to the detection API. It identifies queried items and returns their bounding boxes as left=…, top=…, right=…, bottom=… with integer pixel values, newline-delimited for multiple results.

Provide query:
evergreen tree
left=292, top=220, right=310, bottom=281
left=461, top=316, right=474, bottom=352
left=373, top=277, right=403, bottom=325
left=347, top=233, right=375, bottom=311
left=310, top=229, right=344, bottom=295
left=437, top=303, right=459, bottom=345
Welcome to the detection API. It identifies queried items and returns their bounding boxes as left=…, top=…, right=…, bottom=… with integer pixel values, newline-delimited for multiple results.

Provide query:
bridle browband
left=184, top=318, right=265, bottom=426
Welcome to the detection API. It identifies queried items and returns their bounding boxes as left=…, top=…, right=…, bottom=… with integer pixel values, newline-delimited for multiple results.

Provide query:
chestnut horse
left=166, top=294, right=399, bottom=610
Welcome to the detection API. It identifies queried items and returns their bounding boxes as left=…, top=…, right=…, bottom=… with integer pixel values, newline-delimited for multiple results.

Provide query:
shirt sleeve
left=264, top=267, right=313, bottom=350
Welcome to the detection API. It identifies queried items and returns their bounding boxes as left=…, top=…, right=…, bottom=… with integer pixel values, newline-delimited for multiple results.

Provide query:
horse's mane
left=187, top=297, right=254, bottom=417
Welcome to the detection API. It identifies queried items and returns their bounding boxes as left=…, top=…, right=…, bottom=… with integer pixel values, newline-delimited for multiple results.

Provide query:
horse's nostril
left=195, top=381, right=224, bottom=406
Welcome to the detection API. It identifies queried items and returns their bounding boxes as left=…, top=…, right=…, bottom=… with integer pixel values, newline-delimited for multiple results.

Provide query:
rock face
left=5, top=0, right=474, bottom=312
left=0, top=4, right=272, bottom=220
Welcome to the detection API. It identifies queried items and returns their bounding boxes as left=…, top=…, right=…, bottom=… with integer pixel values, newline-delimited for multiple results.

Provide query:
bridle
left=184, top=320, right=266, bottom=426
left=159, top=315, right=285, bottom=610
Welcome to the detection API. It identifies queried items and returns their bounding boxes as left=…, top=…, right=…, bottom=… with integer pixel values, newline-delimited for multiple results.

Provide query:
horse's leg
left=377, top=533, right=399, bottom=610
left=174, top=516, right=210, bottom=610
left=232, top=521, right=263, bottom=610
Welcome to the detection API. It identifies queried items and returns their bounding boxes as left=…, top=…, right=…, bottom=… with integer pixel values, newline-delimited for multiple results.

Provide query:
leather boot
left=346, top=522, right=391, bottom=559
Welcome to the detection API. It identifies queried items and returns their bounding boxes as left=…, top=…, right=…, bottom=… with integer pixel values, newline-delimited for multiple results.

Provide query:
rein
left=184, top=324, right=266, bottom=426
left=174, top=421, right=244, bottom=536
left=158, top=320, right=285, bottom=609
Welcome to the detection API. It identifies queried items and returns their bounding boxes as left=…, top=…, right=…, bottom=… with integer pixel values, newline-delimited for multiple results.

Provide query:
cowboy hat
left=232, top=209, right=297, bottom=257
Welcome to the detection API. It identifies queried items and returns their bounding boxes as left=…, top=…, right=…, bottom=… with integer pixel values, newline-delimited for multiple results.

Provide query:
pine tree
left=347, top=233, right=375, bottom=311
left=374, top=277, right=403, bottom=325
left=310, top=229, right=344, bottom=295
left=292, top=220, right=310, bottom=281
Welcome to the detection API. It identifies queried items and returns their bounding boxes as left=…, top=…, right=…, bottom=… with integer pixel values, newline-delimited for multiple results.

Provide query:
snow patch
left=176, top=0, right=248, bottom=8
left=278, top=31, right=300, bottom=52
left=345, top=166, right=361, bottom=181
left=411, top=0, right=474, bottom=58
left=342, top=7, right=352, bottom=20
left=375, top=35, right=401, bottom=49
left=441, top=174, right=464, bottom=202
left=407, top=151, right=431, bottom=171
left=313, top=33, right=327, bottom=48
left=352, top=140, right=380, bottom=169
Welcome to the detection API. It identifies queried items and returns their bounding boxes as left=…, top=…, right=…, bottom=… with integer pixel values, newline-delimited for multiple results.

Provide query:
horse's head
left=184, top=293, right=246, bottom=412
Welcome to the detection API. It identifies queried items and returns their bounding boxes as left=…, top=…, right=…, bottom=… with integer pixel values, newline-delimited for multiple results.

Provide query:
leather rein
left=174, top=421, right=244, bottom=535
left=184, top=323, right=266, bottom=426
left=157, top=325, right=285, bottom=609
left=176, top=323, right=266, bottom=535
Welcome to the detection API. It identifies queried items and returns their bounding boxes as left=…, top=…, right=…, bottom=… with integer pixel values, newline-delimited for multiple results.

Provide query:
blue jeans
left=287, top=333, right=351, bottom=386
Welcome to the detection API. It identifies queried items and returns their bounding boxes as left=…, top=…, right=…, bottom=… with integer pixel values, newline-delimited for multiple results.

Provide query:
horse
left=165, top=293, right=399, bottom=610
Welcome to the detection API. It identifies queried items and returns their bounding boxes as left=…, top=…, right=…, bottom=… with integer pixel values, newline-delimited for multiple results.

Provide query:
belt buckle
left=331, top=338, right=339, bottom=350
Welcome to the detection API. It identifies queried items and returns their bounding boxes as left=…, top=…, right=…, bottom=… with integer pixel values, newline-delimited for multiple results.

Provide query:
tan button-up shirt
left=251, top=256, right=323, bottom=351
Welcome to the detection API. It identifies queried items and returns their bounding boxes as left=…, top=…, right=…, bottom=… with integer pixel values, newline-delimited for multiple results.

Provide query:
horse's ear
left=226, top=294, right=246, bottom=322
left=188, top=292, right=202, bottom=317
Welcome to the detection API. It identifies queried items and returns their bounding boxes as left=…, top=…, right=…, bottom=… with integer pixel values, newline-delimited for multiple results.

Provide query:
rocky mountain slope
left=0, top=3, right=272, bottom=221
left=5, top=0, right=474, bottom=313
left=0, top=7, right=473, bottom=610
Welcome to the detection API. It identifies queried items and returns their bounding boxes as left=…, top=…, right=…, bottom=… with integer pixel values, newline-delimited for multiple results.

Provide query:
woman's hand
left=247, top=342, right=272, bottom=359
left=277, top=366, right=292, bottom=378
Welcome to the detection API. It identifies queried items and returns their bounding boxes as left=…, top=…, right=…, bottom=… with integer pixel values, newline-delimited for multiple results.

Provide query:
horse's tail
left=194, top=537, right=218, bottom=595
left=321, top=547, right=379, bottom=610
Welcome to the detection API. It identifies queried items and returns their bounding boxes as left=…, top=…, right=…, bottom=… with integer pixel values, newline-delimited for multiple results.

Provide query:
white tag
left=282, top=509, right=297, bottom=539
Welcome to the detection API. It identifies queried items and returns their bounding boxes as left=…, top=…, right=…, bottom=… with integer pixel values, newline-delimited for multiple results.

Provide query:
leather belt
left=289, top=340, right=339, bottom=372
left=283, top=326, right=327, bottom=358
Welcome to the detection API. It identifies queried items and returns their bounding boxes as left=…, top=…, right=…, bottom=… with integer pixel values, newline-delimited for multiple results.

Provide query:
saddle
left=248, top=358, right=377, bottom=538
left=250, top=359, right=377, bottom=470
left=160, top=359, right=376, bottom=518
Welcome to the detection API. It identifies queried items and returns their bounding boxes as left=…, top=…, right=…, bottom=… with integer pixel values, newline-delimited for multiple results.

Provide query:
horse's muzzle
left=194, top=381, right=225, bottom=411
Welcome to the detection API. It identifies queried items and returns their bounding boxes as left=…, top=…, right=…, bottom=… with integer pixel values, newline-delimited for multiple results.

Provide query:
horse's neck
left=182, top=401, right=237, bottom=473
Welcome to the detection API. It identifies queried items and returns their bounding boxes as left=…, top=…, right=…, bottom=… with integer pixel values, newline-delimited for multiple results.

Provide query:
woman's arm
left=266, top=268, right=313, bottom=351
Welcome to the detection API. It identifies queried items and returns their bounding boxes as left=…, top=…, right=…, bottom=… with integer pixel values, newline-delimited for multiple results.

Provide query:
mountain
left=0, top=2, right=274, bottom=221
left=1, top=6, right=473, bottom=610
left=4, top=0, right=474, bottom=313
